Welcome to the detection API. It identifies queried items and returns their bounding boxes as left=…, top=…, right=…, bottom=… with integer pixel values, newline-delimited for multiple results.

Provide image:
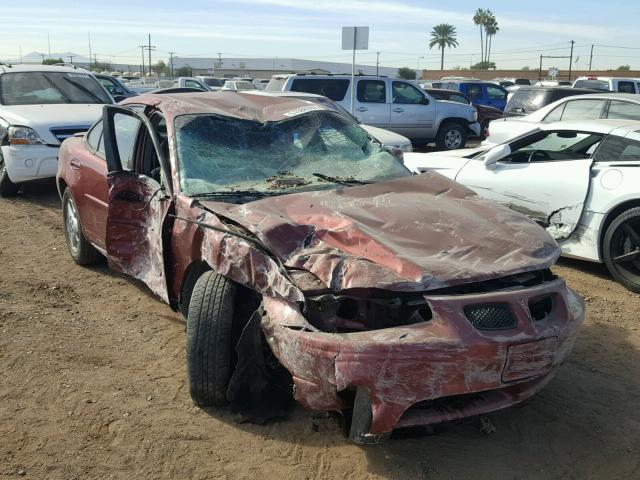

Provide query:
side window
left=290, top=79, right=350, bottom=101
left=504, top=131, right=602, bottom=163
left=185, top=80, right=204, bottom=90
left=99, top=78, right=121, bottom=95
left=357, top=80, right=386, bottom=104
left=543, top=103, right=566, bottom=123
left=560, top=100, right=606, bottom=121
left=607, top=101, right=640, bottom=120
left=450, top=94, right=469, bottom=104
left=487, top=85, right=506, bottom=99
left=113, top=113, right=142, bottom=171
left=466, top=85, right=482, bottom=100
left=86, top=121, right=103, bottom=152
left=594, top=135, right=640, bottom=162
left=391, top=81, right=425, bottom=104
left=618, top=81, right=635, bottom=94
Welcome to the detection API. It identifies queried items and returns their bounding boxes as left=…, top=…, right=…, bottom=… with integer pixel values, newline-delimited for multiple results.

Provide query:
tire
left=603, top=207, right=640, bottom=293
left=186, top=271, right=239, bottom=407
left=0, top=151, right=19, bottom=197
left=62, top=188, right=101, bottom=265
left=436, top=122, right=467, bottom=150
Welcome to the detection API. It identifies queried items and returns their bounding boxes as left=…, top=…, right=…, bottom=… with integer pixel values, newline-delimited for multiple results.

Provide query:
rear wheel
left=436, top=122, right=467, bottom=150
left=62, top=188, right=101, bottom=265
left=603, top=207, right=640, bottom=293
left=0, top=152, right=19, bottom=197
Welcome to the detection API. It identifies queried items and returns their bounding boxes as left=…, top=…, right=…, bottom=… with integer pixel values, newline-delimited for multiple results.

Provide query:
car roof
left=124, top=91, right=335, bottom=123
left=540, top=118, right=640, bottom=136
left=0, top=63, right=89, bottom=74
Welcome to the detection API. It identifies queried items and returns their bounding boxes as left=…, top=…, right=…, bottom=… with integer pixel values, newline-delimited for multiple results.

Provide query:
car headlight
left=8, top=126, right=46, bottom=145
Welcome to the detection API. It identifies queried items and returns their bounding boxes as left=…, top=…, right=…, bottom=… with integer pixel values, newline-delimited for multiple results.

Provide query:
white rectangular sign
left=342, top=26, right=369, bottom=51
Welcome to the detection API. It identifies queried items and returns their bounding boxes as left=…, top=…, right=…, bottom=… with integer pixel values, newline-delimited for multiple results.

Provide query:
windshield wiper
left=62, top=77, right=106, bottom=103
left=189, top=190, right=274, bottom=199
left=312, top=173, right=368, bottom=186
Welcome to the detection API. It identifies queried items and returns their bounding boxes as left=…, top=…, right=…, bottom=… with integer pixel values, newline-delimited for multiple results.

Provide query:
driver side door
left=102, top=105, right=174, bottom=303
left=455, top=130, right=598, bottom=240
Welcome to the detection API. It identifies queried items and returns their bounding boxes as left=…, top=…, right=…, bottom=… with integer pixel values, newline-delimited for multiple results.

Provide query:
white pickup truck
left=572, top=76, right=640, bottom=94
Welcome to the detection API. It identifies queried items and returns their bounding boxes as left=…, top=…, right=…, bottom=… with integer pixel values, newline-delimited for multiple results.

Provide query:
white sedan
left=485, top=93, right=640, bottom=146
left=405, top=119, right=640, bottom=292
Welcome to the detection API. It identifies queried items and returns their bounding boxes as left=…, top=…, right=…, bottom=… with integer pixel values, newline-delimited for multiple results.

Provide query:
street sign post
left=342, top=26, right=369, bottom=114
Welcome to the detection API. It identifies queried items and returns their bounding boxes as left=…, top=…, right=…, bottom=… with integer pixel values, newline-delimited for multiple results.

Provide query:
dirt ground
left=1, top=182, right=639, bottom=480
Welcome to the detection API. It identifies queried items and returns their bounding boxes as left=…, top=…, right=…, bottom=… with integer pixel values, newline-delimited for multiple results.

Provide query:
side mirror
left=484, top=144, right=511, bottom=169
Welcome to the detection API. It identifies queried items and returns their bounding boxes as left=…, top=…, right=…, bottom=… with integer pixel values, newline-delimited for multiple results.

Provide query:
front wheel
left=0, top=152, right=19, bottom=197
left=603, top=207, right=640, bottom=293
left=435, top=122, right=467, bottom=150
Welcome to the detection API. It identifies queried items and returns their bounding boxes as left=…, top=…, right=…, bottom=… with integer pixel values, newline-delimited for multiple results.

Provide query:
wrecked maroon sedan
left=56, top=92, right=584, bottom=443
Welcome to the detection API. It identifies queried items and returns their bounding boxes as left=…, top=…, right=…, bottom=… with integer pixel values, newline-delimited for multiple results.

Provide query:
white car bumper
left=468, top=121, right=481, bottom=136
left=1, top=144, right=60, bottom=183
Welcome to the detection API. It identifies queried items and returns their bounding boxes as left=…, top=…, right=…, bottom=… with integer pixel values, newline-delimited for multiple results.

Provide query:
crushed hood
left=200, top=172, right=559, bottom=294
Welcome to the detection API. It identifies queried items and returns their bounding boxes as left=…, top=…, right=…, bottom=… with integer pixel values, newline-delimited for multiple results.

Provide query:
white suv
left=0, top=64, right=112, bottom=196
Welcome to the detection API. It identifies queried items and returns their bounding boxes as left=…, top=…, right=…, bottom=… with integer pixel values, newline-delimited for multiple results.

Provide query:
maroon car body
left=57, top=92, right=584, bottom=443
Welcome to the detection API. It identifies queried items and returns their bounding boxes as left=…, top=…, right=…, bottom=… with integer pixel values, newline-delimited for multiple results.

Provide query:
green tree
left=92, top=61, right=112, bottom=71
left=484, top=12, right=499, bottom=63
left=429, top=24, right=459, bottom=71
left=42, top=58, right=63, bottom=65
left=471, top=61, right=496, bottom=70
left=397, top=67, right=417, bottom=79
left=472, top=9, right=488, bottom=66
left=617, top=65, right=631, bottom=71
left=153, top=60, right=170, bottom=76
left=522, top=66, right=531, bottom=71
left=175, top=66, right=193, bottom=77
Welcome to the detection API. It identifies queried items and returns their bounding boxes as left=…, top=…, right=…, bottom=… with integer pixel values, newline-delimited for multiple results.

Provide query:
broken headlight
left=305, top=293, right=432, bottom=333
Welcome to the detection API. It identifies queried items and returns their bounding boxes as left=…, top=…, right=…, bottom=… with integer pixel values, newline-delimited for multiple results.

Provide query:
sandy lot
left=1, top=183, right=639, bottom=480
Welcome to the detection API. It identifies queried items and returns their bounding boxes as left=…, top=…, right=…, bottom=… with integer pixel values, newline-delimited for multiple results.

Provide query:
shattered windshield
left=174, top=111, right=410, bottom=197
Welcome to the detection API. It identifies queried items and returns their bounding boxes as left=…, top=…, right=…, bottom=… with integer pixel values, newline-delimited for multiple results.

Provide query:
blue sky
left=1, top=0, right=639, bottom=70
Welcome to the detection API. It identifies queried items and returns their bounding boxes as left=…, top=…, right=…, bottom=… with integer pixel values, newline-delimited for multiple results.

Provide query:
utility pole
left=589, top=44, right=594, bottom=71
left=539, top=54, right=543, bottom=81
left=376, top=51, right=380, bottom=76
left=217, top=52, right=223, bottom=69
left=47, top=32, right=51, bottom=58
left=88, top=33, right=92, bottom=70
left=144, top=34, right=156, bottom=77
left=568, top=40, right=575, bottom=82
left=169, top=51, right=175, bottom=78
left=139, top=45, right=146, bottom=77
left=68, top=55, right=74, bottom=65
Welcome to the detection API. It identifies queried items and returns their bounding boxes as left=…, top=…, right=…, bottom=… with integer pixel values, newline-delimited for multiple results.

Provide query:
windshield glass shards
left=174, top=111, right=409, bottom=196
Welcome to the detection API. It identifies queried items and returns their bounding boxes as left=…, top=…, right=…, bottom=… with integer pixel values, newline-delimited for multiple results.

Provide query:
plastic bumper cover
left=2, top=144, right=60, bottom=183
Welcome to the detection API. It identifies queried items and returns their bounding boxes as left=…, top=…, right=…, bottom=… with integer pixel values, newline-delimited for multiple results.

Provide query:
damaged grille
left=464, top=303, right=516, bottom=330
left=50, top=126, right=90, bottom=144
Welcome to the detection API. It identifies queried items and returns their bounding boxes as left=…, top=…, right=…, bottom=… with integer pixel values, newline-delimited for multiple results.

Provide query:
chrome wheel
left=65, top=196, right=81, bottom=256
left=444, top=129, right=463, bottom=149
left=610, top=219, right=640, bottom=283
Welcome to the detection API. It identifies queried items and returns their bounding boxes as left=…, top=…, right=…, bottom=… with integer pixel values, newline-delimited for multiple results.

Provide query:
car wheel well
left=439, top=117, right=468, bottom=130
left=599, top=199, right=640, bottom=260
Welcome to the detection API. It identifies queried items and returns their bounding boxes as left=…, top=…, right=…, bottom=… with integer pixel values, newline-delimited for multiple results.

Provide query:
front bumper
left=262, top=278, right=584, bottom=440
left=1, top=144, right=60, bottom=183
left=468, top=121, right=481, bottom=136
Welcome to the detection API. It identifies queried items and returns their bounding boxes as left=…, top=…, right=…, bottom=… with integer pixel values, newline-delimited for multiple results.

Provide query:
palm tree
left=484, top=14, right=499, bottom=63
left=473, top=9, right=487, bottom=65
left=429, top=24, right=459, bottom=70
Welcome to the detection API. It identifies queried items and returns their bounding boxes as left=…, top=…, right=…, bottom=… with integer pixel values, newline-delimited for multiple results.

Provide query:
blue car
left=441, top=81, right=508, bottom=112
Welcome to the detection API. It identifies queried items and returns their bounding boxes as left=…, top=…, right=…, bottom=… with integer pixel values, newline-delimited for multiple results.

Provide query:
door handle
left=70, top=158, right=81, bottom=170
left=393, top=107, right=404, bottom=113
left=356, top=107, right=367, bottom=112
